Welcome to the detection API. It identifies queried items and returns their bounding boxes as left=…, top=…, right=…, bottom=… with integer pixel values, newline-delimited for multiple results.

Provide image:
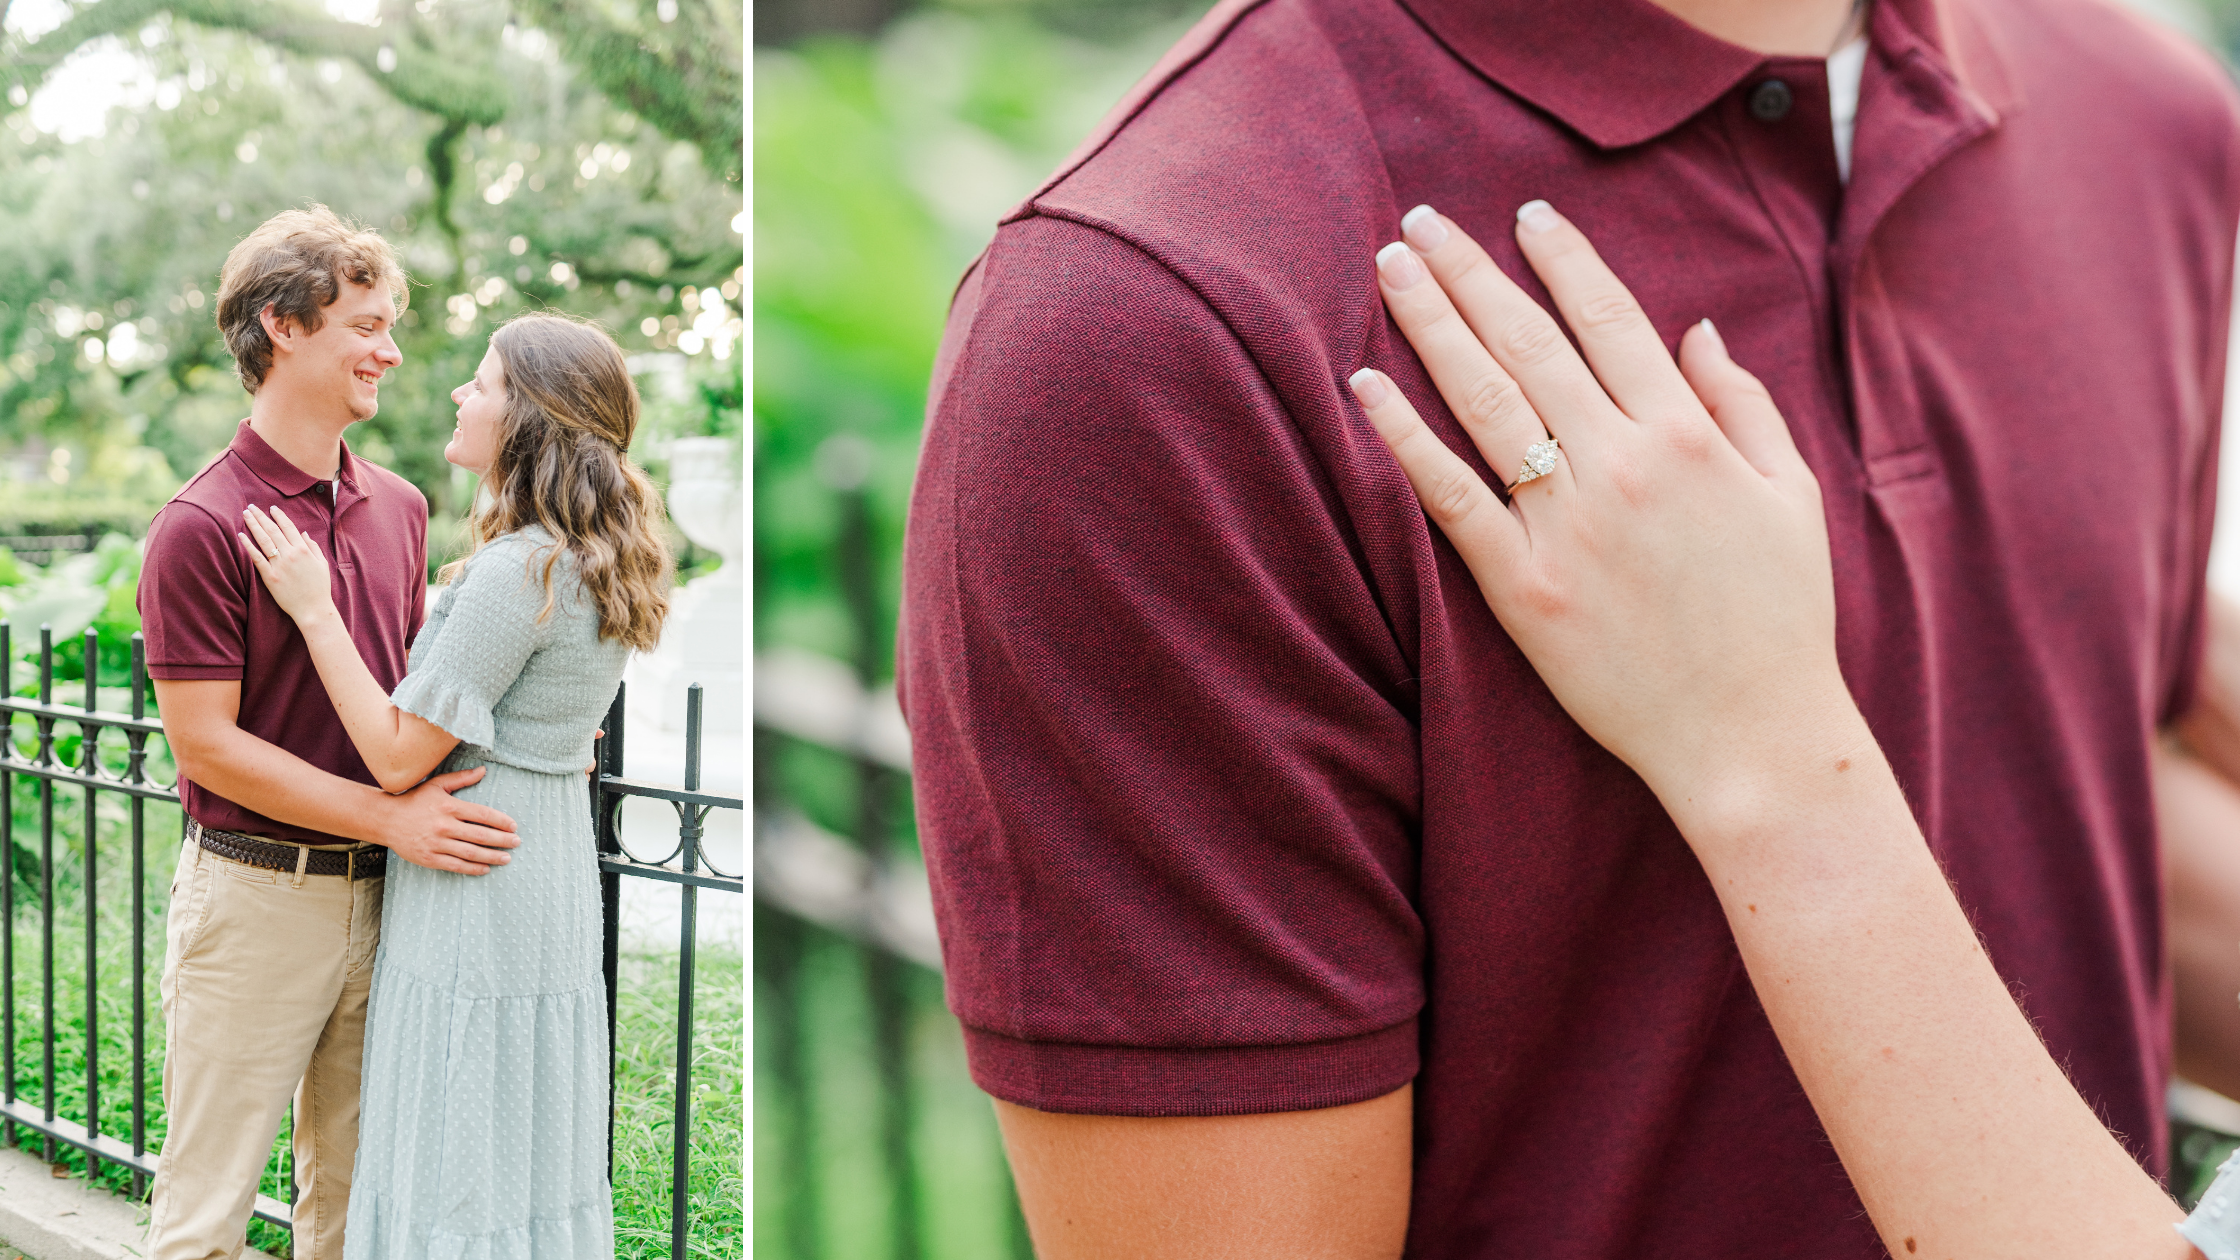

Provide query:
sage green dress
left=345, top=527, right=627, bottom=1259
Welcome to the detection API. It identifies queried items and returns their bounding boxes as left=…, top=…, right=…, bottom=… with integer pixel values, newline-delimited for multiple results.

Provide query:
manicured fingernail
left=1698, top=318, right=1727, bottom=356
left=1516, top=199, right=1560, bottom=234
left=1401, top=205, right=1449, bottom=251
left=1349, top=367, right=1390, bottom=409
left=1375, top=241, right=1427, bottom=289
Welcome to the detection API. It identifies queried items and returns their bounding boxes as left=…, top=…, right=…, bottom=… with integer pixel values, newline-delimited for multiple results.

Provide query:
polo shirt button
left=1749, top=79, right=1794, bottom=121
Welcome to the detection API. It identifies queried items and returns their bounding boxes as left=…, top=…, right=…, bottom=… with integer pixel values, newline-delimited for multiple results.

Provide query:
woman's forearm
left=1670, top=722, right=2190, bottom=1260
left=295, top=610, right=455, bottom=792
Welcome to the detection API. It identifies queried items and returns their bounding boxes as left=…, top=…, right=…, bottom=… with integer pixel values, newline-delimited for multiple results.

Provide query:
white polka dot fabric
left=2188, top=1153, right=2240, bottom=1260
left=347, top=527, right=630, bottom=1258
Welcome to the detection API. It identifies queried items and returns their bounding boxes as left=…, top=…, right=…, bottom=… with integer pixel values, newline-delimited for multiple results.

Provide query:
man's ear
left=258, top=303, right=297, bottom=354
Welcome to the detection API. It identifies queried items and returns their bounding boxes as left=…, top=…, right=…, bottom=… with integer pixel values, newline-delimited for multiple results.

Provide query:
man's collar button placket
left=1750, top=79, right=1795, bottom=122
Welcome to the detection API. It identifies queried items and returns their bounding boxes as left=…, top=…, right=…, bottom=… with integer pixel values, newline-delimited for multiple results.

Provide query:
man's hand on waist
left=153, top=678, right=517, bottom=868
left=368, top=766, right=519, bottom=876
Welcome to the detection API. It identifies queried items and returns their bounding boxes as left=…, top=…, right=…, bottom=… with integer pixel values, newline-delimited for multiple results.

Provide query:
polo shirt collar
left=1394, top=0, right=2014, bottom=150
left=229, top=420, right=370, bottom=503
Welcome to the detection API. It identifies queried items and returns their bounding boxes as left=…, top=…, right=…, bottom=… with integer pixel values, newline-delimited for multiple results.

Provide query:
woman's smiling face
left=446, top=347, right=506, bottom=474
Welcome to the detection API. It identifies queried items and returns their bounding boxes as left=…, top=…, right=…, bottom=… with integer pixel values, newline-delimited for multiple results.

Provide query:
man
left=137, top=206, right=520, bottom=1259
left=900, top=0, right=2240, bottom=1254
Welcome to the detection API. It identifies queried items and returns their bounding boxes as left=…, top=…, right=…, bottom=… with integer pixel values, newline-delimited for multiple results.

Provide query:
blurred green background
left=752, top=0, right=2240, bottom=1257
left=752, top=2, right=1210, bottom=1255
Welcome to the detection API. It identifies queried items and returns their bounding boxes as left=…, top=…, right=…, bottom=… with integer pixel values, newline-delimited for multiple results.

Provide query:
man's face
left=265, top=281, right=402, bottom=421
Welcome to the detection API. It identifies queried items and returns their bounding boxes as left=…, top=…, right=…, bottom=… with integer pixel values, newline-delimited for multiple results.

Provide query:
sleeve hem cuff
left=389, top=680, right=493, bottom=750
left=961, top=1017, right=1419, bottom=1117
left=145, top=665, right=244, bottom=681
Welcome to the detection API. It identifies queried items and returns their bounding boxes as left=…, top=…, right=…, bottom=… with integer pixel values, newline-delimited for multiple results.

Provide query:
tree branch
left=424, top=115, right=469, bottom=279
left=504, top=0, right=740, bottom=183
left=4, top=0, right=505, bottom=124
left=2, top=0, right=736, bottom=183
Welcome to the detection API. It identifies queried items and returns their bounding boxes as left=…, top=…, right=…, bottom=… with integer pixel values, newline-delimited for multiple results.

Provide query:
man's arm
left=904, top=217, right=1425, bottom=1249
left=2168, top=594, right=2240, bottom=1098
left=996, top=1087, right=1413, bottom=1260
left=2160, top=738, right=2240, bottom=1100
left=155, top=679, right=519, bottom=875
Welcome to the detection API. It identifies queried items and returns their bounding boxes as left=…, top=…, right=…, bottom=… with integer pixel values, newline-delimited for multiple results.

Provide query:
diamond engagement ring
left=1512, top=437, right=1561, bottom=488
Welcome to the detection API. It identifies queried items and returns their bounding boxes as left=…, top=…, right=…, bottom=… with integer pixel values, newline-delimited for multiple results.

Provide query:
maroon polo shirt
left=901, top=0, right=2240, bottom=1253
left=140, top=421, right=427, bottom=846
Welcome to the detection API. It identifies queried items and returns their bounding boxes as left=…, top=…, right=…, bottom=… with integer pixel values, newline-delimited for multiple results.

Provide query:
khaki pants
left=148, top=835, right=384, bottom=1260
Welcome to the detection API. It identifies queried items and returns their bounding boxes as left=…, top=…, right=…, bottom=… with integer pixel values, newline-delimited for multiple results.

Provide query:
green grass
left=615, top=945, right=746, bottom=1259
left=0, top=785, right=178, bottom=1202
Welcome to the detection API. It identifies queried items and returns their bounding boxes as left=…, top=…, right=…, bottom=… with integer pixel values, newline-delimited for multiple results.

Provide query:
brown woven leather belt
left=189, top=821, right=386, bottom=881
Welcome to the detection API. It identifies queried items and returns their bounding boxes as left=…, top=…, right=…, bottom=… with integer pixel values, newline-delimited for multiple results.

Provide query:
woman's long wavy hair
left=439, top=313, right=673, bottom=651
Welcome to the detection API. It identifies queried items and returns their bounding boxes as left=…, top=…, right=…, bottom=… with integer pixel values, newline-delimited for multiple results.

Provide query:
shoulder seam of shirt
left=985, top=210, right=1357, bottom=539
left=941, top=211, right=1356, bottom=825
left=989, top=208, right=1289, bottom=438
left=1002, top=0, right=1276, bottom=224
left=168, top=448, right=244, bottom=506
left=992, top=209, right=1424, bottom=694
left=150, top=495, right=236, bottom=546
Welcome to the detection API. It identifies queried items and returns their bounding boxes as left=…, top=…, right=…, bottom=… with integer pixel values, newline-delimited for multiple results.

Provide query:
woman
left=1352, top=202, right=2240, bottom=1259
left=235, top=312, right=671, bottom=1255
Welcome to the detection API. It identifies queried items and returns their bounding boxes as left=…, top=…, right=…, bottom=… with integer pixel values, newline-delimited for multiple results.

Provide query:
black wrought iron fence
left=0, top=624, right=171, bottom=1204
left=754, top=652, right=1035, bottom=1260
left=0, top=620, right=740, bottom=1250
left=755, top=461, right=1037, bottom=1260
left=0, top=534, right=99, bottom=567
left=595, top=680, right=744, bottom=1255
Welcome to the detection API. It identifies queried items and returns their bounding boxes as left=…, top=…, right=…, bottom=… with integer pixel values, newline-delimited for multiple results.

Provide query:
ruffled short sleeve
left=389, top=536, right=550, bottom=751
left=2183, top=1153, right=2240, bottom=1260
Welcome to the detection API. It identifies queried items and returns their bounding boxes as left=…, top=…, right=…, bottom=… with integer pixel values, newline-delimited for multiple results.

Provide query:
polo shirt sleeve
left=901, top=215, right=1426, bottom=1118
left=2164, top=171, right=2240, bottom=727
left=138, top=502, right=250, bottom=682
left=407, top=513, right=428, bottom=633
left=2168, top=381, right=2223, bottom=727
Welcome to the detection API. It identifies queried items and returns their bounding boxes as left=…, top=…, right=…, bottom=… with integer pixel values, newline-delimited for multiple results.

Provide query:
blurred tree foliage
left=0, top=0, right=742, bottom=563
left=756, top=0, right=1205, bottom=49
left=753, top=10, right=1193, bottom=668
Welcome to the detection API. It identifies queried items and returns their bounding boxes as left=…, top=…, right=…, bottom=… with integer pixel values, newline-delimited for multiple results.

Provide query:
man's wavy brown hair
left=215, top=205, right=407, bottom=393
left=439, top=314, right=673, bottom=651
